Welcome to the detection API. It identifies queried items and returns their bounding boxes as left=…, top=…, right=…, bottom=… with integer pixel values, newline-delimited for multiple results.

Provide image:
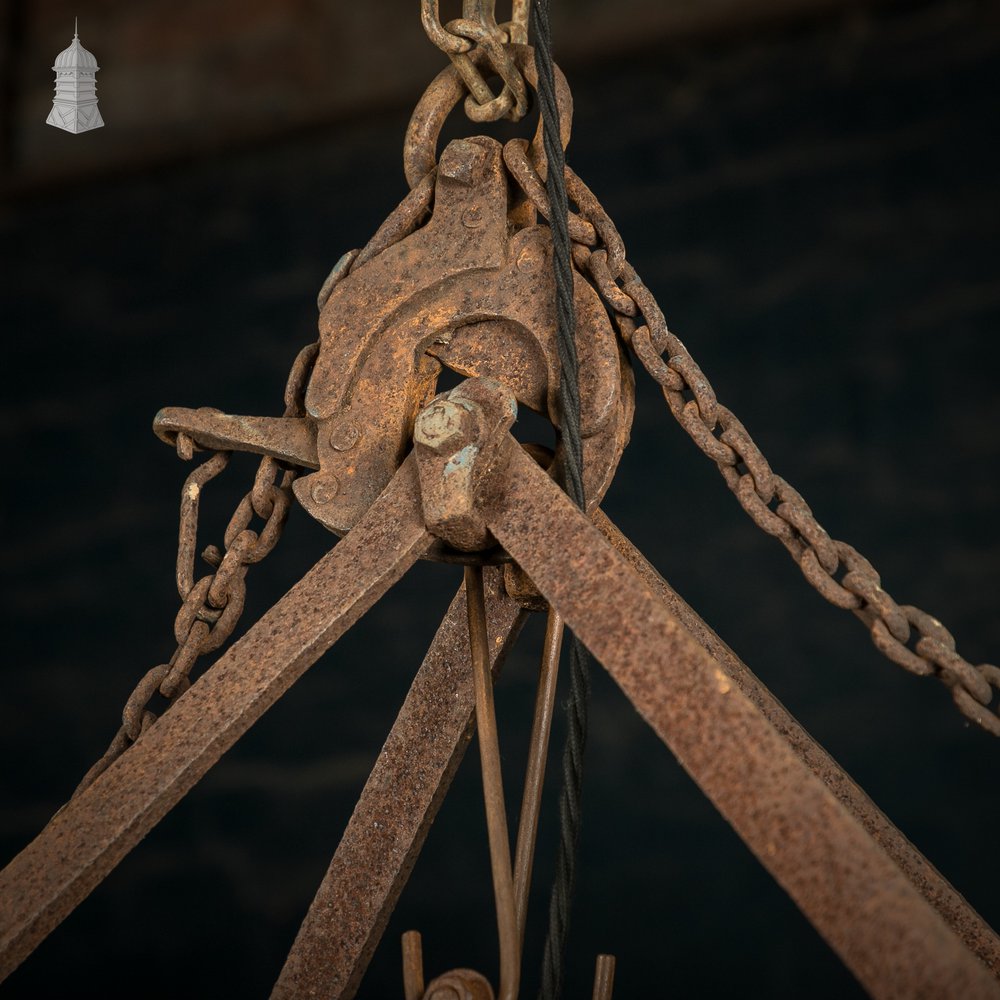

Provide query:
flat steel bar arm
left=592, top=509, right=1000, bottom=979
left=276, top=500, right=1000, bottom=997
left=483, top=447, right=1000, bottom=1000
left=0, top=457, right=433, bottom=985
left=273, top=568, right=527, bottom=1000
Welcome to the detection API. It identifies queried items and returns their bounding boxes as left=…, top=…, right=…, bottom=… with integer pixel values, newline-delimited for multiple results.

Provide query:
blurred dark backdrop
left=1, top=1, right=999, bottom=997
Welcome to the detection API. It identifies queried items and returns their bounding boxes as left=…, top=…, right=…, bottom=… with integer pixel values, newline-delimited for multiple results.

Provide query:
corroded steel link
left=459, top=21, right=527, bottom=123
left=76, top=193, right=434, bottom=795
left=283, top=340, right=319, bottom=411
left=956, top=666, right=1000, bottom=735
left=75, top=355, right=316, bottom=796
left=503, top=139, right=597, bottom=243
left=74, top=729, right=129, bottom=794
left=587, top=250, right=636, bottom=317
left=564, top=166, right=625, bottom=277
left=250, top=458, right=280, bottom=518
left=160, top=621, right=208, bottom=699
left=525, top=167, right=1000, bottom=736
left=172, top=573, right=242, bottom=651
left=175, top=431, right=195, bottom=461
left=206, top=533, right=255, bottom=610
left=354, top=170, right=436, bottom=270
left=176, top=450, right=230, bottom=600
left=421, top=1, right=474, bottom=54
left=122, top=665, right=170, bottom=741
left=420, top=0, right=527, bottom=122
left=501, top=0, right=530, bottom=45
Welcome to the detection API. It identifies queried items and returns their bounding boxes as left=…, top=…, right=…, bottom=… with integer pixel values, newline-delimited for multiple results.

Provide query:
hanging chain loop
left=505, top=147, right=1000, bottom=738
left=73, top=341, right=319, bottom=795
left=421, top=0, right=529, bottom=122
left=74, top=167, right=452, bottom=797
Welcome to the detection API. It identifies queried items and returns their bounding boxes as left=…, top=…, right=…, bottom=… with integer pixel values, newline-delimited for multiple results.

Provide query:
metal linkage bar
left=514, top=608, right=563, bottom=946
left=266, top=495, right=1000, bottom=1000
left=465, top=564, right=520, bottom=1000
left=0, top=457, right=433, bottom=985
left=592, top=509, right=1000, bottom=979
left=272, top=567, right=527, bottom=1000
left=483, top=447, right=1000, bottom=1000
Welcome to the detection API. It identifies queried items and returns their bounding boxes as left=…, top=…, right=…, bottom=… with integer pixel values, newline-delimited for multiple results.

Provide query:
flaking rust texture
left=0, top=459, right=433, bottom=984
left=155, top=128, right=632, bottom=558
left=483, top=444, right=1000, bottom=1000
left=593, top=510, right=1000, bottom=980
left=273, top=569, right=527, bottom=999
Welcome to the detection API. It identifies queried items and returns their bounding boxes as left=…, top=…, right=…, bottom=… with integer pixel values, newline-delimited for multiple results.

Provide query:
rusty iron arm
left=7, top=362, right=998, bottom=994
left=480, top=444, right=1000, bottom=1000
left=592, top=508, right=1000, bottom=979
left=0, top=456, right=433, bottom=985
left=272, top=567, right=527, bottom=1000
left=271, top=372, right=998, bottom=998
left=276, top=513, right=998, bottom=997
left=153, top=407, right=320, bottom=469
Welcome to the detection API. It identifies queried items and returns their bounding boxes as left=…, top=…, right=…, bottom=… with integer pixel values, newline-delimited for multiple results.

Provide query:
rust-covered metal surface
left=272, top=569, right=526, bottom=1000
left=1, top=5, right=996, bottom=992
left=593, top=509, right=1000, bottom=979
left=482, top=443, right=1000, bottom=1000
left=0, top=457, right=433, bottom=984
left=155, top=130, right=632, bottom=554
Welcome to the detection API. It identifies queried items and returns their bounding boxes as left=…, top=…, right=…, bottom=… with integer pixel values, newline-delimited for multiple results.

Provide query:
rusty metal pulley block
left=155, top=44, right=633, bottom=570
left=2, top=17, right=999, bottom=1000
left=156, top=132, right=634, bottom=562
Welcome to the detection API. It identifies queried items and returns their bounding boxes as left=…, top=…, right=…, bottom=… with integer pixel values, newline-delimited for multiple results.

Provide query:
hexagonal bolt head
left=414, top=377, right=518, bottom=553
left=438, top=138, right=489, bottom=187
left=414, top=399, right=478, bottom=455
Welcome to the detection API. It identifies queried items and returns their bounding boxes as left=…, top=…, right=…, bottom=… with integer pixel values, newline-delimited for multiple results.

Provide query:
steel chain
left=75, top=177, right=443, bottom=796
left=504, top=140, right=1000, bottom=737
left=74, top=341, right=319, bottom=795
left=421, top=0, right=529, bottom=122
left=77, top=113, right=997, bottom=801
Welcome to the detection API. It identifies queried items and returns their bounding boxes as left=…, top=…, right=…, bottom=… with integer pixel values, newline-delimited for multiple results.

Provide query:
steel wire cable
left=531, top=2, right=592, bottom=997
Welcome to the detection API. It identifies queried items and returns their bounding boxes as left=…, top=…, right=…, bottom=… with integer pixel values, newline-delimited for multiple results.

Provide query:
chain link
left=75, top=180, right=442, bottom=796
left=504, top=142, right=1000, bottom=737
left=74, top=341, right=319, bottom=795
left=421, top=0, right=528, bottom=123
